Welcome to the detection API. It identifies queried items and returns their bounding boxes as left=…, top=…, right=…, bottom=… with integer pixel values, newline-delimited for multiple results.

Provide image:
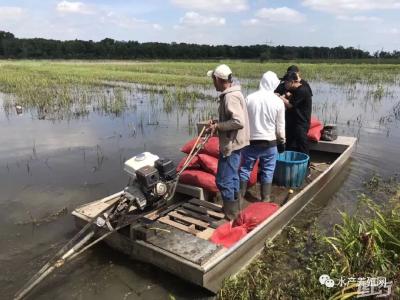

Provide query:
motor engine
left=123, top=152, right=177, bottom=210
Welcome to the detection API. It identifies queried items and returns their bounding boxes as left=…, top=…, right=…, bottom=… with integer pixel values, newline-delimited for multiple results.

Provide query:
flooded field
left=0, top=61, right=399, bottom=299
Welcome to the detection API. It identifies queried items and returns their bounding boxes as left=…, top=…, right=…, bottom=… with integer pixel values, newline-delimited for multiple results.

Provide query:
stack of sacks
left=177, top=137, right=220, bottom=192
left=210, top=202, right=279, bottom=248
left=307, top=116, right=324, bottom=142
left=177, top=137, right=259, bottom=193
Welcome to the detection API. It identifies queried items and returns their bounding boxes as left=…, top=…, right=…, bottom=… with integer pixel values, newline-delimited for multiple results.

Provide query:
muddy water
left=0, top=82, right=399, bottom=299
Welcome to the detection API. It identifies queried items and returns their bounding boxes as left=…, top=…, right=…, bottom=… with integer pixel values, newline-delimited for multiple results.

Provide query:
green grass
left=2, top=60, right=400, bottom=85
left=219, top=176, right=400, bottom=300
left=1, top=60, right=400, bottom=118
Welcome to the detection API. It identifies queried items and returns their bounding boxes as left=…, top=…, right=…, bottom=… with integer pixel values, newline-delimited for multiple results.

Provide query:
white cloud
left=242, top=18, right=260, bottom=26
left=103, top=14, right=162, bottom=31
left=179, top=12, right=226, bottom=27
left=303, top=0, right=400, bottom=13
left=171, top=0, right=248, bottom=12
left=378, top=27, right=400, bottom=34
left=102, top=12, right=147, bottom=29
left=0, top=6, right=24, bottom=20
left=255, top=7, right=306, bottom=23
left=337, top=15, right=382, bottom=22
left=56, top=1, right=94, bottom=14
left=56, top=5, right=161, bottom=33
left=153, top=24, right=163, bottom=31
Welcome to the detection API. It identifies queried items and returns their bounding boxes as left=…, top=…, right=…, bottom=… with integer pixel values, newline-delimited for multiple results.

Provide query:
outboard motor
left=123, top=152, right=177, bottom=210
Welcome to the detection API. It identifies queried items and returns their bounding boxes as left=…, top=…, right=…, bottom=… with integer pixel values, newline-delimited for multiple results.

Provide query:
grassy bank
left=219, top=176, right=400, bottom=299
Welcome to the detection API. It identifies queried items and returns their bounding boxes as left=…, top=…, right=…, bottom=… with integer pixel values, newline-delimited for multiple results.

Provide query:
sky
left=0, top=0, right=400, bottom=53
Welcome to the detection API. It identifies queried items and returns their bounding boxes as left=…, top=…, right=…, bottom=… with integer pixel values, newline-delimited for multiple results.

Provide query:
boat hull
left=73, top=136, right=356, bottom=293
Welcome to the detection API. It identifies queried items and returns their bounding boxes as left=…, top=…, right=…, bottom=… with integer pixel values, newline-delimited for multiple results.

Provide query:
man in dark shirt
left=281, top=71, right=312, bottom=155
left=275, top=65, right=313, bottom=97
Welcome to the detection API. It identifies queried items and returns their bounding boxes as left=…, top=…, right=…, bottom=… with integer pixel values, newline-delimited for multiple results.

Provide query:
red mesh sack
left=234, top=202, right=279, bottom=232
left=307, top=125, right=323, bottom=142
left=210, top=222, right=247, bottom=248
left=198, top=154, right=218, bottom=176
left=176, top=155, right=200, bottom=172
left=180, top=137, right=219, bottom=158
left=310, top=116, right=323, bottom=128
left=308, top=116, right=323, bottom=142
left=248, top=160, right=259, bottom=187
left=178, top=169, right=218, bottom=192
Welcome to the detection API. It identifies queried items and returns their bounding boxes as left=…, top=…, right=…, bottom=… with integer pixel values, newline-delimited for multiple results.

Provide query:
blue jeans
left=216, top=150, right=241, bottom=202
left=239, top=145, right=277, bottom=184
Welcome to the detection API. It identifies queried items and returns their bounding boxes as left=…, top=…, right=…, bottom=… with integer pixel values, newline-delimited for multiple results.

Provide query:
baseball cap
left=280, top=65, right=300, bottom=80
left=207, top=64, right=232, bottom=80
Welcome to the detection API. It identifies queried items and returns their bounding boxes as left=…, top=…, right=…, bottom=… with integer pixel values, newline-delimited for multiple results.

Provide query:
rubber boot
left=239, top=181, right=248, bottom=207
left=261, top=183, right=272, bottom=202
left=223, top=200, right=240, bottom=221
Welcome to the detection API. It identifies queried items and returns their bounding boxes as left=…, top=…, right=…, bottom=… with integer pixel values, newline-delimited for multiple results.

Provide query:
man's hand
left=280, top=96, right=293, bottom=109
left=279, top=95, right=288, bottom=104
left=277, top=143, right=286, bottom=153
left=209, top=123, right=218, bottom=136
left=206, top=120, right=218, bottom=136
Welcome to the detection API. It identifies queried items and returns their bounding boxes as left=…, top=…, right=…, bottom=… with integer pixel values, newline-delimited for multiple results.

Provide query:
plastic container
left=273, top=151, right=309, bottom=187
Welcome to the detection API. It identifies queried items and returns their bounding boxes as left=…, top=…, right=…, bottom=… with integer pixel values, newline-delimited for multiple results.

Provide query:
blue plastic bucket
left=273, top=151, right=309, bottom=187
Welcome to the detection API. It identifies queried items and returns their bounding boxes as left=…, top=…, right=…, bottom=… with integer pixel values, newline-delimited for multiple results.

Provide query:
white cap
left=207, top=64, right=232, bottom=80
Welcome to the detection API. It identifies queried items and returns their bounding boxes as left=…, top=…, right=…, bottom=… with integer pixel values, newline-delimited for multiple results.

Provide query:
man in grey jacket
left=207, top=64, right=250, bottom=220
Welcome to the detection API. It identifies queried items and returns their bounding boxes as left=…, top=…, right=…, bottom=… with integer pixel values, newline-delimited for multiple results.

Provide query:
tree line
left=1, top=31, right=399, bottom=60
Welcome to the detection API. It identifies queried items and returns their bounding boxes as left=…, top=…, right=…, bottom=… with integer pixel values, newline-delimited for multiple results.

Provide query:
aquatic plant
left=0, top=60, right=399, bottom=121
left=219, top=176, right=400, bottom=300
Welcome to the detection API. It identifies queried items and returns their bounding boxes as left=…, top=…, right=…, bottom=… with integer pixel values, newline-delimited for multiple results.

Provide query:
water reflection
left=0, top=81, right=399, bottom=299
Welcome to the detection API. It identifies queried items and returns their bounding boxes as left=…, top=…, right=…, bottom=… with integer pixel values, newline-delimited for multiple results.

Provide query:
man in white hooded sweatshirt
left=239, top=71, right=285, bottom=202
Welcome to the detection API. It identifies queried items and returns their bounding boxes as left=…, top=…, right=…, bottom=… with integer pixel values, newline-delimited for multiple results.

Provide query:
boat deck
left=72, top=147, right=338, bottom=254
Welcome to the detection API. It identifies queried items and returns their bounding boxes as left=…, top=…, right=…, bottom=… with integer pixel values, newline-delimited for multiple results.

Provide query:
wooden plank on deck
left=197, top=228, right=214, bottom=240
left=168, top=211, right=209, bottom=229
left=188, top=198, right=223, bottom=212
left=158, top=216, right=199, bottom=235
